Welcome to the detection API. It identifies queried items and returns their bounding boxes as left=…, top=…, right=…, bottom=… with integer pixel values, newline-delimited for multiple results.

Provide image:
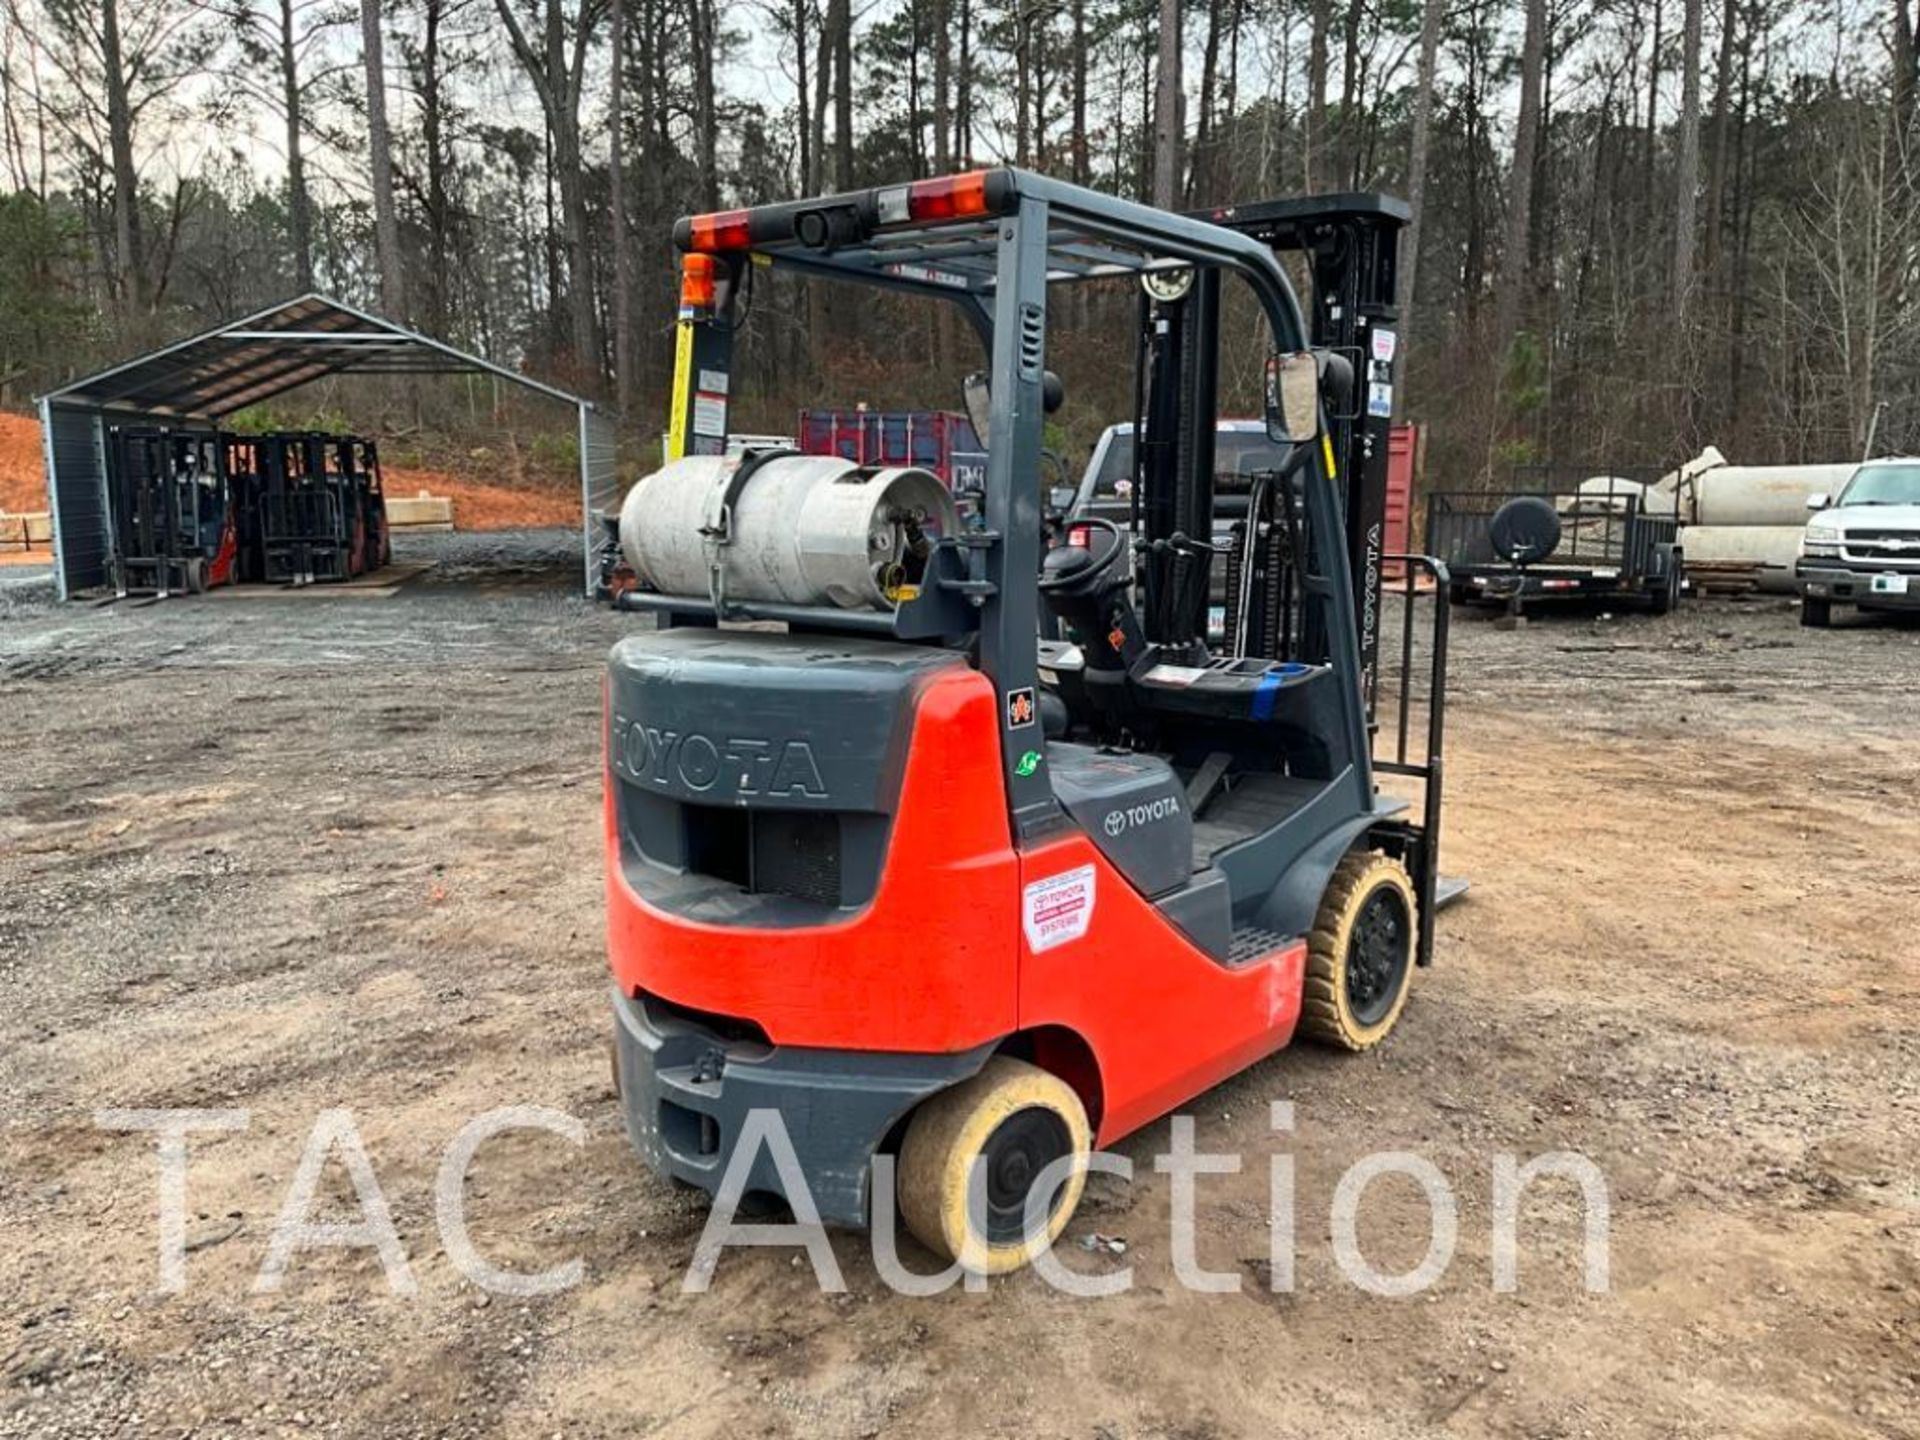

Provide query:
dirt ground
left=2, top=535, right=1916, bottom=1439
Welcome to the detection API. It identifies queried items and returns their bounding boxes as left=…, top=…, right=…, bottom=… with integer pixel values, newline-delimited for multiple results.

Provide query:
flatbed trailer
left=1430, top=468, right=1685, bottom=616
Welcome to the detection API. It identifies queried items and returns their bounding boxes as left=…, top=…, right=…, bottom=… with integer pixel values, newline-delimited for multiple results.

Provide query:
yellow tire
left=896, top=1056, right=1091, bottom=1274
left=1299, top=849, right=1418, bottom=1051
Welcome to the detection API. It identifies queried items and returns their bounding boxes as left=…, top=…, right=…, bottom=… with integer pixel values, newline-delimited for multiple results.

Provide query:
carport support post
left=38, top=396, right=65, bottom=600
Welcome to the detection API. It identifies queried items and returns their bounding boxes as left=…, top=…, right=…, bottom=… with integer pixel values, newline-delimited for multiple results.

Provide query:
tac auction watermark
left=94, top=1102, right=1611, bottom=1300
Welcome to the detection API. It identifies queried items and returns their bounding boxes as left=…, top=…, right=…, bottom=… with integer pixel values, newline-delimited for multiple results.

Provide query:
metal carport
left=36, top=293, right=616, bottom=599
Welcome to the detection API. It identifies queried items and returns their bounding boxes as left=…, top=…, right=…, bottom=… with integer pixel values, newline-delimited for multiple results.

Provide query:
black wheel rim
left=1345, top=885, right=1412, bottom=1027
left=979, top=1106, right=1073, bottom=1245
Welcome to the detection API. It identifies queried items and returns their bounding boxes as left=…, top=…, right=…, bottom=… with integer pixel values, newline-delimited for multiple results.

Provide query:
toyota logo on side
left=1100, top=795, right=1182, bottom=839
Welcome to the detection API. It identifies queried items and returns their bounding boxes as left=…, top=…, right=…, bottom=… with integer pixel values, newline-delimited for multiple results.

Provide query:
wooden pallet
left=1686, top=560, right=1763, bottom=597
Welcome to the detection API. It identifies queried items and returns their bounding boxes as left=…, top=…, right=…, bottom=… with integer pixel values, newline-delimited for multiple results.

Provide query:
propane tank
left=1657, top=456, right=1857, bottom=526
left=618, top=453, right=958, bottom=610
left=1673, top=525, right=1806, bottom=593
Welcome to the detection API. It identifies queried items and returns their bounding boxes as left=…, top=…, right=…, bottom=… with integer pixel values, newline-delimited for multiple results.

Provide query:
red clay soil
left=382, top=464, right=579, bottom=530
left=0, top=412, right=577, bottom=532
left=0, top=412, right=45, bottom=515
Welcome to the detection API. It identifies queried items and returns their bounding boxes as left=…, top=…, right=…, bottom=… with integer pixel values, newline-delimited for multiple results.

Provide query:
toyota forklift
left=604, top=169, right=1452, bottom=1272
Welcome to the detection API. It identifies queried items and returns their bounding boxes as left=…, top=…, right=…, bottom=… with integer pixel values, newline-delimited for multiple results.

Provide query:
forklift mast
left=1200, top=193, right=1408, bottom=717
left=1134, top=267, right=1221, bottom=654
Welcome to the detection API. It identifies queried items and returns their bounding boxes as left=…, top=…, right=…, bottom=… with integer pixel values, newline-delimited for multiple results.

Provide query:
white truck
left=1795, top=458, right=1920, bottom=627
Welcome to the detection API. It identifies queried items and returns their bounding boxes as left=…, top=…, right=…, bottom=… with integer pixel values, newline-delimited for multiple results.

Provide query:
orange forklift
left=604, top=169, right=1451, bottom=1271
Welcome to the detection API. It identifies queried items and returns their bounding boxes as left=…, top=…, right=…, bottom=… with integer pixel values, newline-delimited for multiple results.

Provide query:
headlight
left=1804, top=523, right=1843, bottom=544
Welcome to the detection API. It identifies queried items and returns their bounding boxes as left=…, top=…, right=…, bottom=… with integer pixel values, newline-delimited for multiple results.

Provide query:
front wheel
left=1800, top=595, right=1832, bottom=628
left=1300, top=850, right=1419, bottom=1051
left=896, top=1056, right=1091, bottom=1274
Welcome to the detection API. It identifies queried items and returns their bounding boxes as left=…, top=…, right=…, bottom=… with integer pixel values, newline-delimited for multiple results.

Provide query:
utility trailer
left=1430, top=467, right=1685, bottom=617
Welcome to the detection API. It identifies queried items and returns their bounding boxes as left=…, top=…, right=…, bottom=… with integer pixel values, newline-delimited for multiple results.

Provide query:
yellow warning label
left=1321, top=433, right=1338, bottom=480
left=667, top=320, right=695, bottom=461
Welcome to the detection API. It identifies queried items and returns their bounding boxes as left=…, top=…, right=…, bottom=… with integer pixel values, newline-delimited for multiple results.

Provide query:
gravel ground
left=2, top=542, right=1916, bottom=1439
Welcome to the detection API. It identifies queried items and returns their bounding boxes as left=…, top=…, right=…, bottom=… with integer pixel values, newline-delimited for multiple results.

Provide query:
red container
left=1385, top=422, right=1421, bottom=576
left=796, top=409, right=987, bottom=490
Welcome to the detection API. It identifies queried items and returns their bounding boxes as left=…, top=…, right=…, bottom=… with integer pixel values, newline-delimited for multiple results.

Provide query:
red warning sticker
left=1022, top=864, right=1096, bottom=952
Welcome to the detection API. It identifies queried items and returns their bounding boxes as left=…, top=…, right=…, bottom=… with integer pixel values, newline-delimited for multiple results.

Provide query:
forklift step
left=1227, top=924, right=1291, bottom=964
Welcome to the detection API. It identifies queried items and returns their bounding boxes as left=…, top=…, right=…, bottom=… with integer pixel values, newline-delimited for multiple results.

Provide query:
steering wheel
left=1039, top=516, right=1127, bottom=592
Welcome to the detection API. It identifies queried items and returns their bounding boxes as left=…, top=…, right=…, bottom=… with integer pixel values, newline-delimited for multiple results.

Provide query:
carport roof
left=40, top=293, right=591, bottom=419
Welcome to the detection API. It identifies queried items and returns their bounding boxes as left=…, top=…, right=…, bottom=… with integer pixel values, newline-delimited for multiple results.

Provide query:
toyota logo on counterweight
left=1102, top=795, right=1182, bottom=838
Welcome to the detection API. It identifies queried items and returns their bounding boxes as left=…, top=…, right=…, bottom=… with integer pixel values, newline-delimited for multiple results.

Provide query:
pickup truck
left=1059, top=419, right=1290, bottom=634
left=1062, top=419, right=1289, bottom=526
left=1796, top=458, right=1920, bottom=626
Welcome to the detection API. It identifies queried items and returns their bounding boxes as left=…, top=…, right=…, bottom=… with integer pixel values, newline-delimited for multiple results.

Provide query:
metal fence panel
left=579, top=405, right=620, bottom=597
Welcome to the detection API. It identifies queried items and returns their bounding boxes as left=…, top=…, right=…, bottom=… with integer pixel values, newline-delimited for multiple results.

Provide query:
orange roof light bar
left=686, top=208, right=751, bottom=252
left=679, top=252, right=719, bottom=313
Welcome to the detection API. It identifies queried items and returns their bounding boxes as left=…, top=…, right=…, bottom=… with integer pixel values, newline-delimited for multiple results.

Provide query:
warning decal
left=692, top=392, right=728, bottom=437
left=1023, top=864, right=1096, bottom=953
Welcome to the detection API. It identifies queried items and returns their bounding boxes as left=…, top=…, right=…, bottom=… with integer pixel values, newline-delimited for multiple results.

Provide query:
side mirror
left=1266, top=352, right=1321, bottom=443
left=1805, top=493, right=1830, bottom=511
left=962, top=372, right=992, bottom=444
left=1048, top=486, right=1078, bottom=513
left=963, top=368, right=1064, bottom=435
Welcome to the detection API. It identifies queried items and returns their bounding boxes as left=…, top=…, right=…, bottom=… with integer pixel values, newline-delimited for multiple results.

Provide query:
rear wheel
left=1300, top=850, right=1418, bottom=1051
left=1650, top=561, right=1682, bottom=615
left=1800, top=596, right=1832, bottom=628
left=897, top=1056, right=1091, bottom=1274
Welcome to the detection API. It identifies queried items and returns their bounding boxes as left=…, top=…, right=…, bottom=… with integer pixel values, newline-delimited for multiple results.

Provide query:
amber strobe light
left=679, top=253, right=719, bottom=313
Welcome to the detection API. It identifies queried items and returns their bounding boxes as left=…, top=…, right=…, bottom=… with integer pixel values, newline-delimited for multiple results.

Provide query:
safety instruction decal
left=692, top=393, right=728, bottom=438
left=1023, top=864, right=1096, bottom=952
